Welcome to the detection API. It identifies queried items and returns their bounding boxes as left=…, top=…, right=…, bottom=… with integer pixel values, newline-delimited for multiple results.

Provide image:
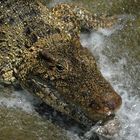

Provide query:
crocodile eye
left=56, top=64, right=64, bottom=72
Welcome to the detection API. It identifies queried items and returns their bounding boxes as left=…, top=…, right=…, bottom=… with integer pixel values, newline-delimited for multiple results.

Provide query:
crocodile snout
left=106, top=93, right=122, bottom=111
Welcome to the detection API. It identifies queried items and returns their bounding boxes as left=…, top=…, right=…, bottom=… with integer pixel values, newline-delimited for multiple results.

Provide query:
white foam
left=0, top=91, right=36, bottom=113
left=67, top=131, right=81, bottom=140
left=1, top=2, right=139, bottom=137
left=80, top=22, right=140, bottom=140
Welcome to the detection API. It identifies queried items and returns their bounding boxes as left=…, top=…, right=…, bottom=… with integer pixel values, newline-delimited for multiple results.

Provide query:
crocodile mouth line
left=30, top=76, right=115, bottom=125
left=30, top=76, right=97, bottom=126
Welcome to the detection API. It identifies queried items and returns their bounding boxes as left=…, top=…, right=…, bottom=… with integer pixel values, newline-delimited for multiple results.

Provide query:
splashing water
left=0, top=0, right=139, bottom=139
left=80, top=20, right=140, bottom=140
left=0, top=91, right=37, bottom=113
left=44, top=2, right=140, bottom=140
left=0, top=15, right=137, bottom=140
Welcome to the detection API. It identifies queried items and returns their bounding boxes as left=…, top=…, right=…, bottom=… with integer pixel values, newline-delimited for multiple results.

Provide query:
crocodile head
left=17, top=33, right=122, bottom=124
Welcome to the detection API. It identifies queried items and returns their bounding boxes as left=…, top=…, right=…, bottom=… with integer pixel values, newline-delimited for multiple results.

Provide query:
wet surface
left=0, top=0, right=140, bottom=140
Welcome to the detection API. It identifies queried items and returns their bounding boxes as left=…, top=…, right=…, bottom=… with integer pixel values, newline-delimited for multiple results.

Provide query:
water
left=80, top=16, right=140, bottom=140
left=0, top=91, right=35, bottom=113
left=0, top=0, right=140, bottom=140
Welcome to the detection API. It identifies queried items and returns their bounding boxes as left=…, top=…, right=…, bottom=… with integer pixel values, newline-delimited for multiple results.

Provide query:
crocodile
left=0, top=0, right=122, bottom=126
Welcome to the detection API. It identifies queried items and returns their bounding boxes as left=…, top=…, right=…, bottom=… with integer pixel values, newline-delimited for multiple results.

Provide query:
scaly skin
left=0, top=0, right=121, bottom=126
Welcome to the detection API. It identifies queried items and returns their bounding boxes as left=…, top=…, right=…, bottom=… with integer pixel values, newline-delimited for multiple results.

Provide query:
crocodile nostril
left=106, top=99, right=116, bottom=110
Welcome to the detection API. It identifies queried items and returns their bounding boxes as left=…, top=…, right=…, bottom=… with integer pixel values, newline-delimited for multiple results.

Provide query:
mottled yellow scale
left=0, top=0, right=121, bottom=126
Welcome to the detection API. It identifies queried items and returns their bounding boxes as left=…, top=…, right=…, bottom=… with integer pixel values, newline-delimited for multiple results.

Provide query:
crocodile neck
left=0, top=0, right=50, bottom=75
